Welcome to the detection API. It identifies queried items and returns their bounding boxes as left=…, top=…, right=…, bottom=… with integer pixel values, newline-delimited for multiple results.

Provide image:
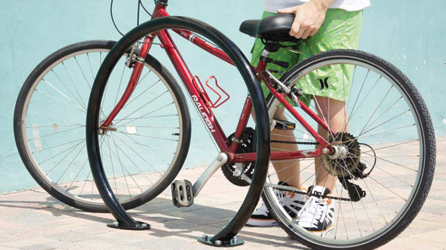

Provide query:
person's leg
left=295, top=9, right=364, bottom=193
left=247, top=11, right=305, bottom=227
left=250, top=11, right=302, bottom=188
left=251, top=107, right=302, bottom=188
left=271, top=107, right=301, bottom=188
left=313, top=96, right=349, bottom=192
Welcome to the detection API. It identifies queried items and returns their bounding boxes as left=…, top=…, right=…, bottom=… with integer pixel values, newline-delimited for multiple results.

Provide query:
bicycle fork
left=100, top=35, right=155, bottom=130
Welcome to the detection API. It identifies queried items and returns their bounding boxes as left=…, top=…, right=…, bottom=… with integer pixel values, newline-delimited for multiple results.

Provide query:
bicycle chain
left=271, top=140, right=319, bottom=145
left=271, top=140, right=353, bottom=201
left=291, top=189, right=353, bottom=201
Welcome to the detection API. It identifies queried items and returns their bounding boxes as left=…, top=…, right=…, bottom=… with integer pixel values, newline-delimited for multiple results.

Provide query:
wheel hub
left=322, top=133, right=361, bottom=178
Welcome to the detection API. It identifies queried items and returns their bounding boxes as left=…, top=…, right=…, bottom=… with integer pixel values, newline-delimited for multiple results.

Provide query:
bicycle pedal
left=171, top=180, right=194, bottom=208
left=274, top=119, right=296, bottom=130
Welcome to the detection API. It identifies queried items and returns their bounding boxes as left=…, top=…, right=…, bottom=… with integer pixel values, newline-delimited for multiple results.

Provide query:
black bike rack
left=87, top=16, right=270, bottom=244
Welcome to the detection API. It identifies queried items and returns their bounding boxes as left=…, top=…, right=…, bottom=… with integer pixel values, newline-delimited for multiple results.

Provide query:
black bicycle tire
left=264, top=49, right=436, bottom=250
left=14, top=40, right=192, bottom=212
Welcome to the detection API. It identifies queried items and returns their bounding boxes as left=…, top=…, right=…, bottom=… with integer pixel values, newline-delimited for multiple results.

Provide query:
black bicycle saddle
left=239, top=14, right=298, bottom=42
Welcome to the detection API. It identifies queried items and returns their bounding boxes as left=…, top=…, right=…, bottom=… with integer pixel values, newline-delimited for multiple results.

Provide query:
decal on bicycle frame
left=192, top=95, right=216, bottom=133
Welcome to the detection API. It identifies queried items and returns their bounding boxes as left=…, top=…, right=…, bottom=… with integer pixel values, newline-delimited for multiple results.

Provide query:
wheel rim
left=263, top=54, right=428, bottom=247
left=19, top=46, right=185, bottom=207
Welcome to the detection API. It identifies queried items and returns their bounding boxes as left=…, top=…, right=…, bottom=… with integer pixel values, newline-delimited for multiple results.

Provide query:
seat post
left=259, top=40, right=290, bottom=69
left=260, top=49, right=270, bottom=61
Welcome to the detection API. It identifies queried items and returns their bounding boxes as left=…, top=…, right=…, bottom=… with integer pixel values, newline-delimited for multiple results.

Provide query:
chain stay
left=269, top=138, right=358, bottom=201
left=270, top=139, right=353, bottom=201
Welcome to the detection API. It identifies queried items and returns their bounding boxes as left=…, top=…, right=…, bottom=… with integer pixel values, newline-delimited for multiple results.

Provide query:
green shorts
left=251, top=9, right=364, bottom=106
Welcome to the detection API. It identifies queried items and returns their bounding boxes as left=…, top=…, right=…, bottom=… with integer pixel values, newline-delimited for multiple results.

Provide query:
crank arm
left=192, top=153, right=228, bottom=198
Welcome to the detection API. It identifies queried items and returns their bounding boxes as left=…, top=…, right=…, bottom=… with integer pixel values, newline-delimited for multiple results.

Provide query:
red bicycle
left=15, top=0, right=435, bottom=249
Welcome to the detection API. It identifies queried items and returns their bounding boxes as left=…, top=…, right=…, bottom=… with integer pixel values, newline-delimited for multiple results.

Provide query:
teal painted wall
left=0, top=0, right=445, bottom=193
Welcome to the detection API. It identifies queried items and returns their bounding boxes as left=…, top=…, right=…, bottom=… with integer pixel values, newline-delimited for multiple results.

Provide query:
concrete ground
left=0, top=137, right=445, bottom=250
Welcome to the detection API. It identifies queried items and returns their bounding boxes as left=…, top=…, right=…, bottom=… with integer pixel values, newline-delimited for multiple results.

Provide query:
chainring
left=322, top=132, right=361, bottom=178
left=222, top=128, right=255, bottom=187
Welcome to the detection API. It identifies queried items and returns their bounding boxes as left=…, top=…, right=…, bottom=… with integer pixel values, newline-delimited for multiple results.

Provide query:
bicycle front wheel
left=263, top=50, right=435, bottom=249
left=14, top=40, right=191, bottom=212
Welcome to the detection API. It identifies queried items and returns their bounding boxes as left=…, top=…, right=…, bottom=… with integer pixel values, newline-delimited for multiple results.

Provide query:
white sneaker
left=296, top=185, right=336, bottom=236
left=247, top=182, right=306, bottom=227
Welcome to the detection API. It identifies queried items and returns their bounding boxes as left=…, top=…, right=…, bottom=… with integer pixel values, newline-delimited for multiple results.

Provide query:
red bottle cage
left=192, top=75, right=230, bottom=108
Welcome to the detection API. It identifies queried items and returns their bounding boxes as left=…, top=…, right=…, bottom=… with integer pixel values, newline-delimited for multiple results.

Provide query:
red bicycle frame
left=101, top=1, right=335, bottom=164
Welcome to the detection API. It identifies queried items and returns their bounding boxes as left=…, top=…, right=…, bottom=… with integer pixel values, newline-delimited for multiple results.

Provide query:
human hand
left=277, top=0, right=334, bottom=39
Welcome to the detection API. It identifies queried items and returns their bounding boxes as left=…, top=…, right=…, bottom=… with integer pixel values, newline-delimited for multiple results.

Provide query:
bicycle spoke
left=339, top=167, right=363, bottom=237
left=109, top=133, right=133, bottom=197
left=86, top=53, right=95, bottom=81
left=66, top=157, right=89, bottom=192
left=119, top=132, right=173, bottom=166
left=341, top=158, right=375, bottom=233
left=38, top=139, right=85, bottom=165
left=43, top=78, right=86, bottom=112
left=110, top=134, right=146, bottom=193
left=361, top=158, right=401, bottom=215
left=349, top=75, right=383, bottom=123
left=61, top=63, right=88, bottom=110
left=113, top=114, right=179, bottom=122
left=26, top=113, right=84, bottom=127
left=56, top=143, right=86, bottom=183
left=360, top=96, right=404, bottom=134
left=45, top=139, right=85, bottom=175
left=368, top=175, right=407, bottom=201
left=113, top=64, right=127, bottom=109
left=34, top=88, right=86, bottom=113
left=116, top=130, right=178, bottom=142
left=29, top=126, right=84, bottom=141
left=125, top=138, right=176, bottom=154
left=362, top=151, right=418, bottom=172
left=33, top=138, right=84, bottom=154
left=113, top=133, right=163, bottom=177
left=359, top=109, right=410, bottom=137
left=122, top=72, right=157, bottom=109
left=111, top=90, right=170, bottom=126
left=74, top=56, right=92, bottom=89
left=348, top=70, right=371, bottom=121
left=358, top=85, right=393, bottom=136
left=115, top=102, right=175, bottom=127
left=28, top=102, right=79, bottom=125
left=26, top=124, right=83, bottom=128
left=79, top=170, right=92, bottom=198
left=105, top=136, right=119, bottom=195
left=358, top=123, right=415, bottom=139
left=361, top=139, right=419, bottom=153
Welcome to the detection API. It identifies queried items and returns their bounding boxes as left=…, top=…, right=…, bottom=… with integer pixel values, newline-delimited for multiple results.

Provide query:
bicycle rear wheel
left=263, top=50, right=435, bottom=249
left=14, top=40, right=191, bottom=212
